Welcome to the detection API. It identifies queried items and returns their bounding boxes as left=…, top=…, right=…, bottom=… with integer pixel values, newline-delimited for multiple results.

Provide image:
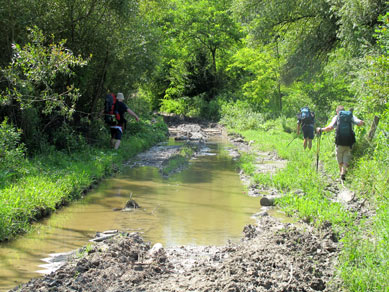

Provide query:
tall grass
left=222, top=103, right=389, bottom=291
left=0, top=120, right=168, bottom=241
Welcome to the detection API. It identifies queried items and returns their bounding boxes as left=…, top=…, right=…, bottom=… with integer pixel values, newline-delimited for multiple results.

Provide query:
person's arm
left=297, top=122, right=301, bottom=135
left=127, top=108, right=139, bottom=121
left=317, top=116, right=337, bottom=133
left=353, top=116, right=364, bottom=126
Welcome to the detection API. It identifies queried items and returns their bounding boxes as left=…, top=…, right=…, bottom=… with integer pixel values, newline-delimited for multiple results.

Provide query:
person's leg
left=110, top=128, right=116, bottom=148
left=302, top=125, right=314, bottom=150
left=113, top=128, right=123, bottom=150
left=336, top=146, right=344, bottom=177
left=336, top=146, right=351, bottom=180
left=307, top=138, right=312, bottom=150
left=307, top=126, right=314, bottom=150
left=341, top=147, right=352, bottom=180
left=114, top=139, right=121, bottom=149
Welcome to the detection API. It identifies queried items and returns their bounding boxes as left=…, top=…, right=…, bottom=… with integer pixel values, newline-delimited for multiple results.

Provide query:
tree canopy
left=0, top=0, right=387, bottom=152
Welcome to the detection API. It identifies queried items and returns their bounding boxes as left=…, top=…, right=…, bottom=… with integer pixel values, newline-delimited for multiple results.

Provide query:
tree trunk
left=368, top=116, right=380, bottom=141
left=90, top=50, right=109, bottom=117
left=275, top=38, right=282, bottom=111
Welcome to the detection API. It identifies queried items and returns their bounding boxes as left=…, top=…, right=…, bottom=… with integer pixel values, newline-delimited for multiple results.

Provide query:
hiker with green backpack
left=316, top=105, right=364, bottom=181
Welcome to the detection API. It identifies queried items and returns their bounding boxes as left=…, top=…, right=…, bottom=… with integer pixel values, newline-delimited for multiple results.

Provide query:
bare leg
left=341, top=163, right=348, bottom=175
left=339, top=163, right=348, bottom=180
left=114, top=140, right=121, bottom=150
left=307, top=139, right=312, bottom=150
left=303, top=139, right=307, bottom=149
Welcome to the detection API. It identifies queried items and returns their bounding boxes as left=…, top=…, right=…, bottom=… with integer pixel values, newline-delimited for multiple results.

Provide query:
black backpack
left=335, top=110, right=356, bottom=147
left=104, top=93, right=120, bottom=126
left=299, top=107, right=314, bottom=125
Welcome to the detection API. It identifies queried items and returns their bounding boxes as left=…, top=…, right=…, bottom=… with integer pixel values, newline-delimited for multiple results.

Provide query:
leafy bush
left=201, top=98, right=221, bottom=121
left=220, top=99, right=266, bottom=130
left=51, top=122, right=88, bottom=153
left=0, top=119, right=26, bottom=183
left=160, top=94, right=220, bottom=120
left=125, top=93, right=152, bottom=119
left=160, top=97, right=188, bottom=115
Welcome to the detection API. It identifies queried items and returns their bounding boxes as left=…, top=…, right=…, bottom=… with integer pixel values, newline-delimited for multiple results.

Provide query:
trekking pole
left=286, top=134, right=298, bottom=148
left=316, top=128, right=322, bottom=172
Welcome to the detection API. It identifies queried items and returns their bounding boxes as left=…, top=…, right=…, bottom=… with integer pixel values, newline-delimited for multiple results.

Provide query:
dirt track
left=10, top=118, right=342, bottom=292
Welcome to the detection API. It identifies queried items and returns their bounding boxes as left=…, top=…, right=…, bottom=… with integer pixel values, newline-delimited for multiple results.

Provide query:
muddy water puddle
left=0, top=141, right=262, bottom=291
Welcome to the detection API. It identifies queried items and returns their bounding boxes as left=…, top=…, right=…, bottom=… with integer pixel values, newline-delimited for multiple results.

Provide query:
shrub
left=220, top=99, right=265, bottom=130
left=0, top=119, right=26, bottom=183
left=160, top=97, right=188, bottom=115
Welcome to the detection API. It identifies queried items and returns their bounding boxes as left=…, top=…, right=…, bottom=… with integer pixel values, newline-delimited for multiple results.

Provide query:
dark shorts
left=110, top=127, right=123, bottom=140
left=302, top=125, right=314, bottom=139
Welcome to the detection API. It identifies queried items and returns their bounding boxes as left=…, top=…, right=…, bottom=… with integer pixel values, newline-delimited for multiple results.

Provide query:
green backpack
left=335, top=110, right=356, bottom=147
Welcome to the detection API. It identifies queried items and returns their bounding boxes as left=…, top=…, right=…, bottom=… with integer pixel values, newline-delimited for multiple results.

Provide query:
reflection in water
left=0, top=141, right=260, bottom=291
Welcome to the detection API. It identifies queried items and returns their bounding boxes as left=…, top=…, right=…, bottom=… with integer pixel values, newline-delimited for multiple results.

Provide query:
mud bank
left=10, top=119, right=342, bottom=292
left=11, top=216, right=339, bottom=292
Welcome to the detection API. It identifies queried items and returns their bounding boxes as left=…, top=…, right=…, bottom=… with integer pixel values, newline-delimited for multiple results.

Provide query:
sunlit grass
left=0, top=122, right=168, bottom=241
left=226, top=115, right=388, bottom=291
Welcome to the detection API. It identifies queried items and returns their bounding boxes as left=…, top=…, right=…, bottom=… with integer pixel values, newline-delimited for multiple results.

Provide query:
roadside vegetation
left=0, top=0, right=388, bottom=290
left=0, top=119, right=168, bottom=241
left=220, top=102, right=388, bottom=291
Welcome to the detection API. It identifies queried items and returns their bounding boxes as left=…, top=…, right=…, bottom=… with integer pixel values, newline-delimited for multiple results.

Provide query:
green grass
left=0, top=121, right=168, bottom=241
left=225, top=116, right=389, bottom=291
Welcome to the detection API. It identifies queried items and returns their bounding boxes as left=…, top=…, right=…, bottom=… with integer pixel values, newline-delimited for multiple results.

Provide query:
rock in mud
left=260, top=195, right=282, bottom=206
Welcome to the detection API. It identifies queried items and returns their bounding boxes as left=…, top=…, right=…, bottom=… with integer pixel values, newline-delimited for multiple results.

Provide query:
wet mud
left=10, top=117, right=344, bottom=292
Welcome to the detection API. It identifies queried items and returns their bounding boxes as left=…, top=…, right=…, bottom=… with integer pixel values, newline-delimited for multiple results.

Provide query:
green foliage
left=230, top=113, right=388, bottom=291
left=143, top=0, right=243, bottom=112
left=375, top=12, right=389, bottom=54
left=0, top=0, right=164, bottom=153
left=160, top=93, right=221, bottom=120
left=200, top=98, right=221, bottom=121
left=228, top=45, right=281, bottom=110
left=330, top=0, right=388, bottom=55
left=355, top=55, right=388, bottom=119
left=1, top=27, right=88, bottom=118
left=281, top=83, right=312, bottom=118
left=232, top=0, right=338, bottom=82
left=125, top=94, right=153, bottom=119
left=220, top=99, right=272, bottom=131
left=0, top=118, right=168, bottom=241
left=339, top=208, right=389, bottom=291
left=51, top=122, right=88, bottom=153
left=0, top=119, right=26, bottom=184
left=160, top=97, right=189, bottom=116
left=235, top=127, right=354, bottom=230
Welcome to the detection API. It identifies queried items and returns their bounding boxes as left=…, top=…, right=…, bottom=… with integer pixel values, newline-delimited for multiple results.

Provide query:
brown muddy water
left=0, top=141, right=261, bottom=291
